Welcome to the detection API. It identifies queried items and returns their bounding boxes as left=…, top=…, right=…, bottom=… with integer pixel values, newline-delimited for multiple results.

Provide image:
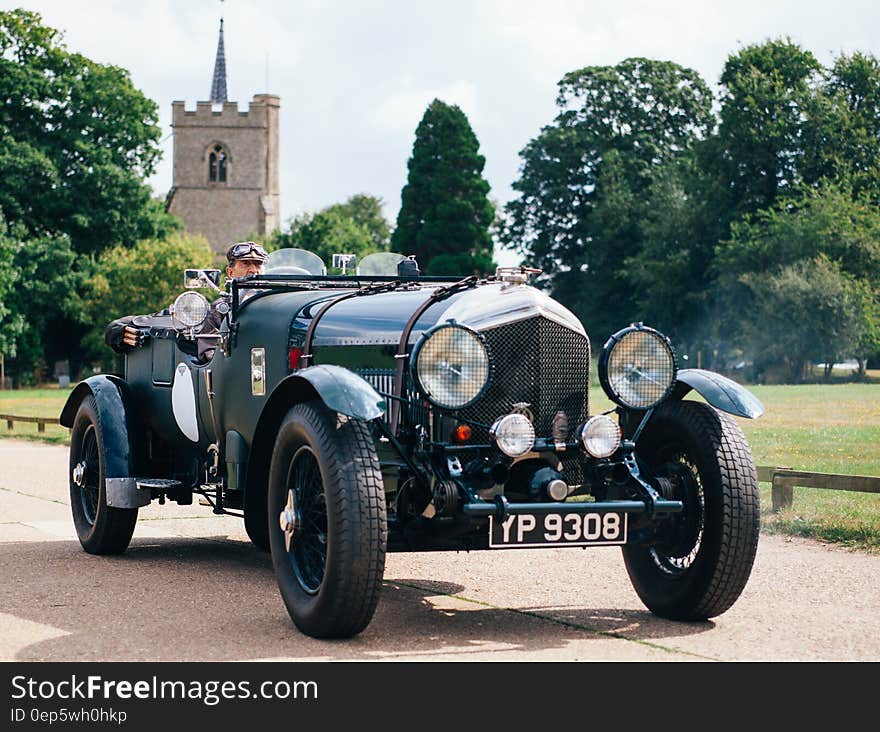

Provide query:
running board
left=135, top=478, right=183, bottom=491
left=104, top=477, right=185, bottom=509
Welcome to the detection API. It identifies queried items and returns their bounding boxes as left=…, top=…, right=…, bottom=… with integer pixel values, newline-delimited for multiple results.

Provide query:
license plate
left=489, top=511, right=628, bottom=548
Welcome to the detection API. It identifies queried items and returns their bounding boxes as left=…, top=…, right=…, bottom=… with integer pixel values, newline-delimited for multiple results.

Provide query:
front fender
left=242, top=365, right=385, bottom=544
left=59, top=375, right=143, bottom=477
left=287, top=364, right=386, bottom=420
left=671, top=368, right=764, bottom=419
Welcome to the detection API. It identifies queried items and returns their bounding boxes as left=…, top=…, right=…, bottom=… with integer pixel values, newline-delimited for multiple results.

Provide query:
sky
left=8, top=0, right=880, bottom=263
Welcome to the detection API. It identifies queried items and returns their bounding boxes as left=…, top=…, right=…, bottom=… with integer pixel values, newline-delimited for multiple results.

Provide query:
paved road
left=2, top=440, right=878, bottom=662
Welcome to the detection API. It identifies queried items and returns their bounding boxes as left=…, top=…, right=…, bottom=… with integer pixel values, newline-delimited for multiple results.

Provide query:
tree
left=271, top=194, right=392, bottom=271
left=681, top=42, right=880, bottom=373
left=81, top=233, right=214, bottom=370
left=737, top=257, right=862, bottom=382
left=624, top=160, right=720, bottom=351
left=802, top=51, right=880, bottom=202
left=503, top=58, right=713, bottom=336
left=0, top=9, right=176, bottom=254
left=575, top=148, right=641, bottom=336
left=391, top=99, right=495, bottom=275
left=0, top=216, right=24, bottom=364
left=324, top=194, right=391, bottom=249
left=716, top=185, right=880, bottom=380
left=717, top=185, right=880, bottom=280
left=850, top=277, right=880, bottom=377
left=705, top=39, right=821, bottom=226
left=0, top=214, right=87, bottom=384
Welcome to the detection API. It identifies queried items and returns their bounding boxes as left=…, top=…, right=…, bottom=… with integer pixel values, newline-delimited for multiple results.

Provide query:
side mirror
left=184, top=269, right=222, bottom=290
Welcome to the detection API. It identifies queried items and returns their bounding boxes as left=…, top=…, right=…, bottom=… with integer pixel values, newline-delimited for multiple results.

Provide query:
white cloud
left=478, top=0, right=880, bottom=90
left=370, top=78, right=480, bottom=133
left=13, top=0, right=880, bottom=225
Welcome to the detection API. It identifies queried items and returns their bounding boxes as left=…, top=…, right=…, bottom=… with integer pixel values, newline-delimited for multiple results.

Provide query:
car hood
left=309, top=282, right=585, bottom=347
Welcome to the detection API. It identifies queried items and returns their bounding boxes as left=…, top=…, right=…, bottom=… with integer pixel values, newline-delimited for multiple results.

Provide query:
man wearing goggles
left=225, top=241, right=268, bottom=280
left=105, top=241, right=268, bottom=356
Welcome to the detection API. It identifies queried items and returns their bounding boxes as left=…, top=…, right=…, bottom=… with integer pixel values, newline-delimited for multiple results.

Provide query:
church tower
left=166, top=17, right=281, bottom=255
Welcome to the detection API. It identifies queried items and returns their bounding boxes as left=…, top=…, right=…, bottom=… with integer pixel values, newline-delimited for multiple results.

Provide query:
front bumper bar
left=462, top=496, right=683, bottom=520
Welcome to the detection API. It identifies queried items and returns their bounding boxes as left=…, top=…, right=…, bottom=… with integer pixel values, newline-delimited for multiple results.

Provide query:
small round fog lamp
left=581, top=415, right=621, bottom=458
left=171, top=291, right=209, bottom=328
left=490, top=413, right=536, bottom=457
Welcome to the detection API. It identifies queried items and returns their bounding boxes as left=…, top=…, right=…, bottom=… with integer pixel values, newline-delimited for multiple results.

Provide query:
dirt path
left=2, top=440, right=878, bottom=661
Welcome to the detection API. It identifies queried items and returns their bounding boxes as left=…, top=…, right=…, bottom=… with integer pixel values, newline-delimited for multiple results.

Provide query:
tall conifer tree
left=392, top=99, right=495, bottom=274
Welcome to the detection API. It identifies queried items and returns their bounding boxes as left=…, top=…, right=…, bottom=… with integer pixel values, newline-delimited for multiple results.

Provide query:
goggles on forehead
left=228, top=242, right=268, bottom=262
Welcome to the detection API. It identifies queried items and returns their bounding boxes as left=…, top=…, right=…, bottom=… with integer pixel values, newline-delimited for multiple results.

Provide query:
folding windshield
left=263, top=248, right=327, bottom=275
left=356, top=252, right=407, bottom=276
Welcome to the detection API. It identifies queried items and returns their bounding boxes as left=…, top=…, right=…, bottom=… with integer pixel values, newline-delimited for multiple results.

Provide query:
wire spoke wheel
left=76, top=425, right=101, bottom=526
left=622, top=400, right=760, bottom=620
left=649, top=454, right=705, bottom=574
left=68, top=394, right=138, bottom=554
left=286, top=446, right=327, bottom=594
left=268, top=401, right=387, bottom=638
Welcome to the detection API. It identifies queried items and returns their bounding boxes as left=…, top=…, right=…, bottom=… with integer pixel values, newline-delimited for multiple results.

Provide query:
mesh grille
left=458, top=317, right=590, bottom=442
left=360, top=318, right=590, bottom=486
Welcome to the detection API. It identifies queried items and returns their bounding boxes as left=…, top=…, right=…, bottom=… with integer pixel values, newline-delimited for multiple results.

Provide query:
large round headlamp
left=410, top=323, right=491, bottom=410
left=171, top=291, right=209, bottom=328
left=598, top=323, right=677, bottom=410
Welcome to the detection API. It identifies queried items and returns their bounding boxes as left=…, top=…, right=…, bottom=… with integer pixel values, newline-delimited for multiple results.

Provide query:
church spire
left=210, top=17, right=228, bottom=104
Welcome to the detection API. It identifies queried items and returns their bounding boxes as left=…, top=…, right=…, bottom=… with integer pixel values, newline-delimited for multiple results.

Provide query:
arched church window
left=208, top=144, right=228, bottom=183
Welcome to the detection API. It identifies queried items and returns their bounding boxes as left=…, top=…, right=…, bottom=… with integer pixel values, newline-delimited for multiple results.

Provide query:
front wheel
left=68, top=395, right=138, bottom=554
left=622, top=400, right=760, bottom=620
left=268, top=402, right=387, bottom=638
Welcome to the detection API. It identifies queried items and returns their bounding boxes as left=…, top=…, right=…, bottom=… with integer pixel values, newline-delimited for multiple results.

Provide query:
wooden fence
left=0, top=413, right=61, bottom=433
left=756, top=466, right=880, bottom=512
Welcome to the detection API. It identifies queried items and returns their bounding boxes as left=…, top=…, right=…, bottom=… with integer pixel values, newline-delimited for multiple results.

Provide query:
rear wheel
left=68, top=395, right=138, bottom=554
left=268, top=401, right=387, bottom=638
left=244, top=493, right=270, bottom=552
left=622, top=400, right=760, bottom=620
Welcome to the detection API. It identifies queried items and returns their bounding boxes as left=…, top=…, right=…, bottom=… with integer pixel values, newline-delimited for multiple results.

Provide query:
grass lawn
left=740, top=384, right=880, bottom=554
left=2, top=381, right=879, bottom=552
left=0, top=386, right=72, bottom=444
left=593, top=382, right=880, bottom=553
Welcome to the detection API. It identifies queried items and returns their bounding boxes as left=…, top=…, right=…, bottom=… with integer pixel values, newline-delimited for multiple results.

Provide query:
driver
left=105, top=241, right=268, bottom=355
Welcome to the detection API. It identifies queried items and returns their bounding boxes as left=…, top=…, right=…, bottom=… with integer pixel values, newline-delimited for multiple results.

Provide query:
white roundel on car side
left=171, top=362, right=199, bottom=442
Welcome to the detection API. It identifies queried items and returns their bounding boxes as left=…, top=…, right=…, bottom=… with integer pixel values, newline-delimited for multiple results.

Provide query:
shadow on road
left=393, top=578, right=714, bottom=643
left=2, top=536, right=712, bottom=661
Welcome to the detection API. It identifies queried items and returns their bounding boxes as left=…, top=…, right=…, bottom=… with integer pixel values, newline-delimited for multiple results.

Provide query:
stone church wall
left=167, top=94, right=280, bottom=255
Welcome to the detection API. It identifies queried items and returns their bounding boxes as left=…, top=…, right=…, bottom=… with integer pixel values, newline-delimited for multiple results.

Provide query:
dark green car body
left=61, top=251, right=765, bottom=635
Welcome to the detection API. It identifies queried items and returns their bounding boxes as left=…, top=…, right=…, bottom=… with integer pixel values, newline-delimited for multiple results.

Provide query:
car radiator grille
left=359, top=369, right=396, bottom=403
left=358, top=369, right=427, bottom=428
left=359, top=317, right=590, bottom=487
left=460, top=316, right=590, bottom=442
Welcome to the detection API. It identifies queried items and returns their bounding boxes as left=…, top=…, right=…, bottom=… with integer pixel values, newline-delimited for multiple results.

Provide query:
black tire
left=622, top=400, right=760, bottom=620
left=244, top=493, right=270, bottom=552
left=268, top=401, right=387, bottom=638
left=68, top=395, right=138, bottom=554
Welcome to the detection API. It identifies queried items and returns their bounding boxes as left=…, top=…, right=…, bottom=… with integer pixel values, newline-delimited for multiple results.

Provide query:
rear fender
left=59, top=375, right=144, bottom=477
left=671, top=368, right=764, bottom=419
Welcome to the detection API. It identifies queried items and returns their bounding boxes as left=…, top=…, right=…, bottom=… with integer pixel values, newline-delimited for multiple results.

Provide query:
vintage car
left=60, top=248, right=765, bottom=638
